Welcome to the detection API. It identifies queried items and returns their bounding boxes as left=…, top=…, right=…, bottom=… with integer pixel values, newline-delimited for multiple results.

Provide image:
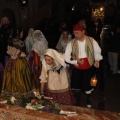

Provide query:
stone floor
left=79, top=65, right=120, bottom=113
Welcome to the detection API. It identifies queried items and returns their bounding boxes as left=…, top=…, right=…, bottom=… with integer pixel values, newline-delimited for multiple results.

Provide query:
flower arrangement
left=5, top=89, right=61, bottom=114
left=6, top=89, right=41, bottom=107
left=1, top=89, right=78, bottom=116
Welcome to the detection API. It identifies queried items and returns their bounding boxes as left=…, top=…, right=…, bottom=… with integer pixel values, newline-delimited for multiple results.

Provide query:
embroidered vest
left=71, top=36, right=94, bottom=66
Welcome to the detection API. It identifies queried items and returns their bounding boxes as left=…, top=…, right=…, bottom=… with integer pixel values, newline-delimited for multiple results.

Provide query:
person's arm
left=64, top=42, right=78, bottom=65
left=39, top=61, right=48, bottom=94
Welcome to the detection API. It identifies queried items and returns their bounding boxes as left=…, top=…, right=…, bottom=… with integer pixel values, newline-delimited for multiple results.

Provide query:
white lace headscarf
left=32, top=30, right=48, bottom=59
left=40, top=49, right=66, bottom=83
left=56, top=30, right=72, bottom=52
left=25, top=28, right=34, bottom=56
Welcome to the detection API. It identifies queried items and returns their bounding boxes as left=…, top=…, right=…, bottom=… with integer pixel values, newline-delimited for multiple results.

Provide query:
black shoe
left=86, top=94, right=92, bottom=108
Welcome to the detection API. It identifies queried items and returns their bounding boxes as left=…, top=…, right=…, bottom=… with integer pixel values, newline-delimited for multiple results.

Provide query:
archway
left=2, top=8, right=15, bottom=26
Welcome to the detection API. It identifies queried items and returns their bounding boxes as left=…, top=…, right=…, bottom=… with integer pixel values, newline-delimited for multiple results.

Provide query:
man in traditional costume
left=65, top=23, right=103, bottom=108
left=0, top=17, right=12, bottom=67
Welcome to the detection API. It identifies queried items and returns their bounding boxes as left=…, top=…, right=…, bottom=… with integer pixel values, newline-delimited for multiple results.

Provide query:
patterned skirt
left=44, top=85, right=75, bottom=105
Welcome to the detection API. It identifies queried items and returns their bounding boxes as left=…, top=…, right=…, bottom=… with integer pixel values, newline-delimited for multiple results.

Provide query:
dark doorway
left=2, top=8, right=15, bottom=26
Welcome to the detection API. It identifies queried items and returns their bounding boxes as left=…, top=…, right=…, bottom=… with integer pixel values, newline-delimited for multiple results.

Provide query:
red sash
left=74, top=58, right=90, bottom=70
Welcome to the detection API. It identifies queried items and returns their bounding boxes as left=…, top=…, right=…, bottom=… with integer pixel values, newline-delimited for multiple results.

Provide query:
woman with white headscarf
left=56, top=29, right=72, bottom=53
left=40, top=49, right=75, bottom=105
left=32, top=30, right=48, bottom=89
left=25, top=28, right=34, bottom=68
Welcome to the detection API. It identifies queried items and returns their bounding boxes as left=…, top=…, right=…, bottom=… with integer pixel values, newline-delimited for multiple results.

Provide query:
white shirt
left=65, top=38, right=103, bottom=65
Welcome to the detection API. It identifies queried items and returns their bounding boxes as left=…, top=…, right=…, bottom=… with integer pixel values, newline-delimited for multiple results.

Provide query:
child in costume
left=40, top=49, right=75, bottom=105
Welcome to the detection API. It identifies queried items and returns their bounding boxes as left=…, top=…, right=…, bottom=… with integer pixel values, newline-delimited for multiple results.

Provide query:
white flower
left=10, top=96, right=16, bottom=104
left=25, top=103, right=36, bottom=110
left=33, top=91, right=41, bottom=99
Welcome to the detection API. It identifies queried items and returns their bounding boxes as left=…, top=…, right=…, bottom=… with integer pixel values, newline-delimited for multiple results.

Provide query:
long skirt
left=44, top=85, right=75, bottom=105
left=2, top=58, right=35, bottom=94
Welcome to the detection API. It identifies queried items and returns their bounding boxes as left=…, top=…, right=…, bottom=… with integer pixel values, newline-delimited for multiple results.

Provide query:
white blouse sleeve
left=93, top=39, right=103, bottom=61
left=64, top=42, right=78, bottom=65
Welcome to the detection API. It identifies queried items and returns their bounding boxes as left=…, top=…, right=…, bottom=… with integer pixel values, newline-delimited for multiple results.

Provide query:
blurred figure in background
left=25, top=28, right=34, bottom=68
left=100, top=25, right=112, bottom=70
left=59, top=21, right=67, bottom=33
left=12, top=26, right=27, bottom=42
left=56, top=29, right=72, bottom=53
left=78, top=19, right=87, bottom=35
left=95, top=18, right=103, bottom=45
left=108, top=26, right=120, bottom=75
left=0, top=17, right=12, bottom=67
left=32, top=30, right=48, bottom=89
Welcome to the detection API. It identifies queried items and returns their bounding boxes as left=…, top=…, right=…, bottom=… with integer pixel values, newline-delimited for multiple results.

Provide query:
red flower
left=31, top=99, right=37, bottom=105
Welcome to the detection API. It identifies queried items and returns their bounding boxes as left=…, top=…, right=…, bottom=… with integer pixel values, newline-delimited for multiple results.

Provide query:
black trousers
left=71, top=66, right=96, bottom=92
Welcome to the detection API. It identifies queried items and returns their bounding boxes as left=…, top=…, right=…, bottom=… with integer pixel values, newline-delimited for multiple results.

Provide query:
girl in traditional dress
left=40, top=49, right=75, bottom=105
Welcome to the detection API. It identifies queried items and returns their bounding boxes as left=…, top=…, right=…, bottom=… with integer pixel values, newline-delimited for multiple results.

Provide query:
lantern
left=90, top=75, right=97, bottom=86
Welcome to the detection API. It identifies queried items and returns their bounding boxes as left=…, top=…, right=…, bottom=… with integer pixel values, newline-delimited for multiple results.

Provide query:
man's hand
left=77, top=59, right=84, bottom=65
left=71, top=55, right=76, bottom=60
left=94, top=60, right=99, bottom=68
